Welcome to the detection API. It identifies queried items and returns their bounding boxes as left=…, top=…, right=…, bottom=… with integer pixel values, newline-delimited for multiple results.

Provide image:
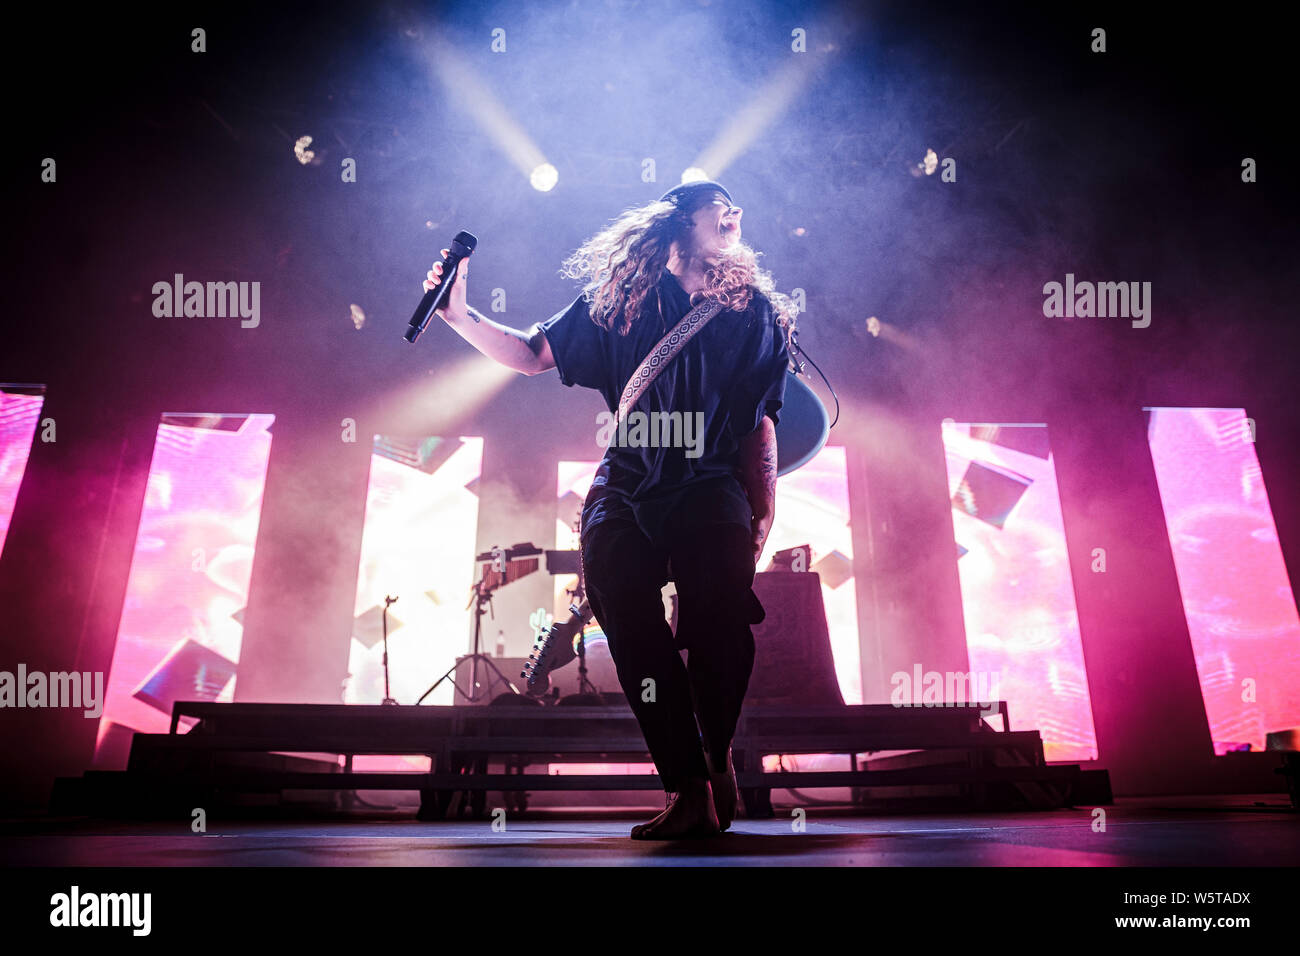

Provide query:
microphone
left=404, top=231, right=478, bottom=343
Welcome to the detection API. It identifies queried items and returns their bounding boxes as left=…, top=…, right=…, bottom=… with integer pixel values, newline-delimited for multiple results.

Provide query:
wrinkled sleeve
left=539, top=294, right=606, bottom=389
left=734, top=298, right=790, bottom=436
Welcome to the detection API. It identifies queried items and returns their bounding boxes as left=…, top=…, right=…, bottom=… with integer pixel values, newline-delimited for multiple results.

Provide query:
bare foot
left=706, top=748, right=739, bottom=830
left=630, top=779, right=720, bottom=840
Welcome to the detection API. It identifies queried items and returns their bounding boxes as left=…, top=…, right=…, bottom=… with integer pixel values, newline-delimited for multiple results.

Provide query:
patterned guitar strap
left=615, top=294, right=725, bottom=424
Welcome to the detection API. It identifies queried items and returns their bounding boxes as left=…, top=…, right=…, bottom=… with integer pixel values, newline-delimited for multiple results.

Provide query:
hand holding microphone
left=401, top=230, right=548, bottom=375
left=405, top=230, right=477, bottom=343
left=424, top=252, right=469, bottom=314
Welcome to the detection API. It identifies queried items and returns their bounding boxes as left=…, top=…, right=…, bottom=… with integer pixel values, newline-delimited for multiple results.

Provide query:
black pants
left=581, top=511, right=763, bottom=792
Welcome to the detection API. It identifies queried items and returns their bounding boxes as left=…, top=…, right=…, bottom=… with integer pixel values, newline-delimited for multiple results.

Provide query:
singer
left=422, top=182, right=798, bottom=838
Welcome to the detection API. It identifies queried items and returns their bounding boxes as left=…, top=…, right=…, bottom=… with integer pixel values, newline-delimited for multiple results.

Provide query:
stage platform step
left=54, top=700, right=1106, bottom=819
left=125, top=729, right=1048, bottom=761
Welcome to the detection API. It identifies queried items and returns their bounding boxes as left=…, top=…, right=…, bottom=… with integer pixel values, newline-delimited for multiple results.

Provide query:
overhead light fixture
left=530, top=163, right=558, bottom=192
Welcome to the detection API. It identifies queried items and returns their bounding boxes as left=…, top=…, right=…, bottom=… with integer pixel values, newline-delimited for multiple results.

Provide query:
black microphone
left=404, top=231, right=478, bottom=343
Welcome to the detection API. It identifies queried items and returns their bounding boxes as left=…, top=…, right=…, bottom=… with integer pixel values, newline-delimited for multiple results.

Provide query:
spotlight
left=530, top=163, right=558, bottom=192
left=680, top=167, right=709, bottom=184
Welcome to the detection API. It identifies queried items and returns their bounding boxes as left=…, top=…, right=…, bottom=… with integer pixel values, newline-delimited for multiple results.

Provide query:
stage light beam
left=688, top=7, right=859, bottom=181
left=373, top=352, right=518, bottom=438
left=422, top=36, right=553, bottom=188
left=690, top=61, right=812, bottom=182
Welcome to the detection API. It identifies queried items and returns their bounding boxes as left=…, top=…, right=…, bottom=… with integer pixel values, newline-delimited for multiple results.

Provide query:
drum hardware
left=415, top=543, right=544, bottom=705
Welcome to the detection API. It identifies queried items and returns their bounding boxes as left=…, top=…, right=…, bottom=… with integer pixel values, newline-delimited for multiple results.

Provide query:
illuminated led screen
left=1146, top=407, right=1300, bottom=753
left=0, top=387, right=46, bottom=558
left=943, top=422, right=1098, bottom=762
left=348, top=436, right=484, bottom=707
left=96, top=414, right=275, bottom=760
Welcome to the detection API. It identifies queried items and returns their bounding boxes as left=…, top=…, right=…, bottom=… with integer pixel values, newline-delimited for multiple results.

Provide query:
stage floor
left=1, top=795, right=1294, bottom=867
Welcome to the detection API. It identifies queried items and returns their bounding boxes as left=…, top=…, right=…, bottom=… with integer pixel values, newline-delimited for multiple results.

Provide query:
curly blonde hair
left=560, top=199, right=799, bottom=353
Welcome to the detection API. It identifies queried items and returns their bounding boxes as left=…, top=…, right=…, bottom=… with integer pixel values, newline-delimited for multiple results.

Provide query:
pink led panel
left=0, top=386, right=46, bottom=558
left=943, top=422, right=1098, bottom=762
left=1146, top=407, right=1300, bottom=754
left=96, top=413, right=275, bottom=760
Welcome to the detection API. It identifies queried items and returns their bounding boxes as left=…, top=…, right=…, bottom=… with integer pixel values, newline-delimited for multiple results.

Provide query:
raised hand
left=422, top=247, right=470, bottom=323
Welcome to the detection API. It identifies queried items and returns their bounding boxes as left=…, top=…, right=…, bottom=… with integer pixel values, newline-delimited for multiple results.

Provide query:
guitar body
left=521, top=600, right=593, bottom=695
left=775, top=370, right=830, bottom=476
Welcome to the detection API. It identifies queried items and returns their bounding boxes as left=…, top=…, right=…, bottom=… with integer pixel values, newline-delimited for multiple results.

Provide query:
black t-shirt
left=540, top=269, right=789, bottom=546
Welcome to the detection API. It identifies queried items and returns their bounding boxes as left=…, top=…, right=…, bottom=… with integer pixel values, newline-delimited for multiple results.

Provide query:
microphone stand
left=381, top=595, right=398, bottom=705
left=569, top=578, right=599, bottom=697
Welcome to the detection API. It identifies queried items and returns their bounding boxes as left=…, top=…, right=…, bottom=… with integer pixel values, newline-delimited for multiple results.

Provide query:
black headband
left=657, top=180, right=734, bottom=210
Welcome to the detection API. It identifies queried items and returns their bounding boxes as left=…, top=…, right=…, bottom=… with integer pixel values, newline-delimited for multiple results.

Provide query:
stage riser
left=172, top=701, right=1008, bottom=724
left=54, top=700, right=1102, bottom=817
left=128, top=732, right=1045, bottom=761
left=78, top=765, right=1081, bottom=792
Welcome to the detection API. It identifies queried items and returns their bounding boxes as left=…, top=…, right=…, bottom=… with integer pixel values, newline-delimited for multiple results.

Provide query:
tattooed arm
left=449, top=306, right=556, bottom=376
left=738, top=416, right=778, bottom=563
left=424, top=254, right=556, bottom=375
